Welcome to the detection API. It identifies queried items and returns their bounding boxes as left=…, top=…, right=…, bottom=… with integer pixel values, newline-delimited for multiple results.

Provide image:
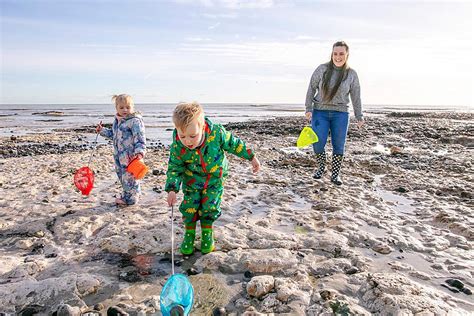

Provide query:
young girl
left=97, top=94, right=146, bottom=205
left=165, top=102, right=260, bottom=255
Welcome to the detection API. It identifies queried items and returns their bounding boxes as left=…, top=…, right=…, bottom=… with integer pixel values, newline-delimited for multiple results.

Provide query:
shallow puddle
left=374, top=175, right=416, bottom=214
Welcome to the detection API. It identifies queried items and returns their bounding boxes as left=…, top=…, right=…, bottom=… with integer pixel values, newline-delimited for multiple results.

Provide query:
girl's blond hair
left=173, top=101, right=205, bottom=131
left=112, top=94, right=134, bottom=109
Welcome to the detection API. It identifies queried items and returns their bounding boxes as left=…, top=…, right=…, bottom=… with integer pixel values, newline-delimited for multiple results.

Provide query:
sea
left=0, top=103, right=471, bottom=143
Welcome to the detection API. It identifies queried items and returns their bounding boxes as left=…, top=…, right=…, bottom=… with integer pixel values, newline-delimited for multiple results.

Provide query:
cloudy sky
left=1, top=0, right=472, bottom=107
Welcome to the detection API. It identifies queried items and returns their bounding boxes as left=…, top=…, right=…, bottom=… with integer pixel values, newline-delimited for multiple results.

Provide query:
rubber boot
left=313, top=152, right=327, bottom=179
left=200, top=221, right=215, bottom=254
left=331, top=154, right=344, bottom=185
left=180, top=222, right=196, bottom=255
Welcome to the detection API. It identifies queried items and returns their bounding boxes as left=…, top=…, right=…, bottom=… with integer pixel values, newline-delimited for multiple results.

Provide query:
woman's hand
left=305, top=112, right=312, bottom=121
left=167, top=191, right=177, bottom=207
left=251, top=156, right=261, bottom=173
left=96, top=122, right=103, bottom=133
left=357, top=118, right=365, bottom=128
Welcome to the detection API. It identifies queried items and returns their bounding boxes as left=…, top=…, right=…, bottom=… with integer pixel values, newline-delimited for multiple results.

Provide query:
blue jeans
left=311, top=109, right=349, bottom=155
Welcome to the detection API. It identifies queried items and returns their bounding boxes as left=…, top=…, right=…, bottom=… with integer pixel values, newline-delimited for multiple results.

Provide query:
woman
left=305, top=41, right=364, bottom=185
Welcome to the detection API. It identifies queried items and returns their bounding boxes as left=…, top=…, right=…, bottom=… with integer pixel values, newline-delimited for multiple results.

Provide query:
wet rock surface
left=0, top=112, right=473, bottom=314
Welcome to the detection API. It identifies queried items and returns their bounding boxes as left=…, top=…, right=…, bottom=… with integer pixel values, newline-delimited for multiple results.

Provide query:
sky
left=1, top=0, right=473, bottom=107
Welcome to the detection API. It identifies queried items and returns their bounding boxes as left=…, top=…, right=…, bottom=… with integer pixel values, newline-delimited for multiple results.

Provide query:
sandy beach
left=0, top=112, right=473, bottom=315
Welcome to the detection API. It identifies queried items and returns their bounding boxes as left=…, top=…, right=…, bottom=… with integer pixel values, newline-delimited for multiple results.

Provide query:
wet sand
left=0, top=112, right=473, bottom=315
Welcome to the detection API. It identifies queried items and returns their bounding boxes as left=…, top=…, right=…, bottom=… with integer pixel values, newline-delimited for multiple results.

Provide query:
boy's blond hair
left=173, top=102, right=205, bottom=131
left=112, top=94, right=134, bottom=109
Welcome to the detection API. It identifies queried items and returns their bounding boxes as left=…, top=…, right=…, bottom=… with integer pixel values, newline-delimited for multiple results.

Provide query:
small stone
left=446, top=279, right=464, bottom=290
left=107, top=306, right=129, bottom=316
left=319, top=290, right=334, bottom=301
left=243, top=270, right=254, bottom=281
left=152, top=169, right=165, bottom=176
left=212, top=307, right=227, bottom=316
left=56, top=304, right=81, bottom=316
left=390, top=146, right=403, bottom=155
left=119, top=270, right=141, bottom=283
left=94, top=303, right=105, bottom=311
left=462, top=287, right=472, bottom=295
left=372, top=243, right=392, bottom=254
left=33, top=230, right=44, bottom=238
left=395, top=187, right=408, bottom=193
left=345, top=267, right=359, bottom=275
left=186, top=267, right=201, bottom=275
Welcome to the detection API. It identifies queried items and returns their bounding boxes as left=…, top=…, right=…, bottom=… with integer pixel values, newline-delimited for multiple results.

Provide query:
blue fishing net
left=160, top=274, right=194, bottom=316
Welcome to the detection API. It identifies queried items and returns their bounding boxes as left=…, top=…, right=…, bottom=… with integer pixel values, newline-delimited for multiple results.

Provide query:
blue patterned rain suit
left=100, top=113, right=146, bottom=204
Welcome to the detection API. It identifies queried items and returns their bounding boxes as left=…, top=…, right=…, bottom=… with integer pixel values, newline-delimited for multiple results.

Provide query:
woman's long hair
left=321, top=41, right=350, bottom=103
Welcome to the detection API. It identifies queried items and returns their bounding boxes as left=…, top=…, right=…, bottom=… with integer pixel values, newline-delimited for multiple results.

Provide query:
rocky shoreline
left=0, top=112, right=473, bottom=315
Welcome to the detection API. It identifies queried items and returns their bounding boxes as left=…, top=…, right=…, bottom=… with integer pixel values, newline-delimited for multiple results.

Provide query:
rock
left=186, top=267, right=201, bottom=275
left=246, top=275, right=275, bottom=298
left=409, top=271, right=431, bottom=280
left=274, top=278, right=299, bottom=303
left=395, top=186, right=409, bottom=193
left=33, top=230, right=45, bottom=238
left=462, top=287, right=472, bottom=295
left=445, top=278, right=464, bottom=290
left=18, top=305, right=45, bottom=316
left=16, top=239, right=34, bottom=250
left=56, top=304, right=81, bottom=316
left=212, top=307, right=227, bottom=316
left=345, top=267, right=360, bottom=275
left=260, top=293, right=281, bottom=312
left=390, top=146, right=403, bottom=155
left=243, top=270, right=254, bottom=281
left=372, top=243, right=393, bottom=254
left=119, top=270, right=142, bottom=283
left=107, top=306, right=129, bottom=316
left=152, top=169, right=165, bottom=176
left=319, top=290, right=335, bottom=301
left=310, top=258, right=352, bottom=277
left=94, top=303, right=105, bottom=311
left=76, top=274, right=101, bottom=296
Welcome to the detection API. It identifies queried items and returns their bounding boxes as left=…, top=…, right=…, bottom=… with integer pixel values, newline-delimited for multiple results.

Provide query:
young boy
left=165, top=102, right=260, bottom=255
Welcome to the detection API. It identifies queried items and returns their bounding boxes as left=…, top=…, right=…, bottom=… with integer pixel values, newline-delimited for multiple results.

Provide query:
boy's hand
left=167, top=191, right=177, bottom=207
left=356, top=118, right=365, bottom=129
left=305, top=112, right=312, bottom=121
left=96, top=122, right=103, bottom=133
left=251, top=156, right=261, bottom=173
left=134, top=153, right=144, bottom=160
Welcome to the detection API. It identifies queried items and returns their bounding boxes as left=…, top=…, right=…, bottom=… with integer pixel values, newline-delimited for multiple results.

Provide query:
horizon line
left=0, top=102, right=472, bottom=108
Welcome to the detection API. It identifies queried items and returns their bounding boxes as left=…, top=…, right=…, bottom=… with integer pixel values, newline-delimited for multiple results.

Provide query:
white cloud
left=185, top=37, right=213, bottom=42
left=218, top=0, right=274, bottom=9
left=202, top=13, right=238, bottom=19
left=294, top=35, right=321, bottom=41
left=174, top=0, right=275, bottom=9
left=208, top=22, right=221, bottom=30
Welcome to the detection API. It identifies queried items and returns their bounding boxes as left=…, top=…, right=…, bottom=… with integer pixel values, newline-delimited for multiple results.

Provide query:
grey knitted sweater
left=305, top=63, right=363, bottom=121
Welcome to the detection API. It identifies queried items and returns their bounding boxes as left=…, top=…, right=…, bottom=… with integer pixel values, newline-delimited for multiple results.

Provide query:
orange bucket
left=127, top=158, right=149, bottom=180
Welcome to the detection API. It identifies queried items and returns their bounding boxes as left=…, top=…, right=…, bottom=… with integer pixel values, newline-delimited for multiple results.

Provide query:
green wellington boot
left=200, top=222, right=215, bottom=254
left=180, top=223, right=196, bottom=255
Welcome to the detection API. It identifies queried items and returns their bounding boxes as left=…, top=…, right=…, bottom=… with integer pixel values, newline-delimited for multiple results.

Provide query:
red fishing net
left=74, top=166, right=94, bottom=195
